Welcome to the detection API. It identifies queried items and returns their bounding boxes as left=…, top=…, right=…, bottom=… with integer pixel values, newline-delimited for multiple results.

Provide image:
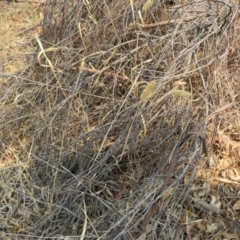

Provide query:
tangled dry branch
left=0, top=0, right=239, bottom=239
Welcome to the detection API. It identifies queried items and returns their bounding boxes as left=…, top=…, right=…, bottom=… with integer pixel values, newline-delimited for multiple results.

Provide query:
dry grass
left=0, top=0, right=240, bottom=239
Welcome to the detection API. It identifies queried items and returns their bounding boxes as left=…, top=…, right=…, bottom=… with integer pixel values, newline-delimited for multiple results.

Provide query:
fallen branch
left=140, top=15, right=199, bottom=29
left=192, top=197, right=226, bottom=217
left=78, top=66, right=130, bottom=81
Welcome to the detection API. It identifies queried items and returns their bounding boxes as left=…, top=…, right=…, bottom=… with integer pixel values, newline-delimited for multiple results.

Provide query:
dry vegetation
left=1, top=0, right=240, bottom=239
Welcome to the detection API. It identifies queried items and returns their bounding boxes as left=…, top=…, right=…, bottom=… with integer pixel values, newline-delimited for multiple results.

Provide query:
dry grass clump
left=0, top=0, right=239, bottom=239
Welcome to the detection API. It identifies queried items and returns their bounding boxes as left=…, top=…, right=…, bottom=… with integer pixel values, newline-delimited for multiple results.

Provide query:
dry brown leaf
left=174, top=81, right=187, bottom=86
left=162, top=187, right=173, bottom=201
left=186, top=223, right=194, bottom=236
left=105, top=186, right=114, bottom=198
left=130, top=0, right=135, bottom=22
left=160, top=10, right=169, bottom=21
left=233, top=200, right=240, bottom=210
left=229, top=168, right=240, bottom=181
left=171, top=89, right=191, bottom=97
left=217, top=177, right=240, bottom=184
left=197, top=221, right=206, bottom=232
left=136, top=232, right=146, bottom=240
left=206, top=222, right=218, bottom=233
left=192, top=197, right=226, bottom=216
left=142, top=0, right=153, bottom=12
left=184, top=175, right=190, bottom=184
left=184, top=209, right=189, bottom=224
left=213, top=232, right=221, bottom=240
left=198, top=181, right=210, bottom=197
left=140, top=80, right=156, bottom=102
left=209, top=156, right=215, bottom=167
left=138, top=10, right=145, bottom=25
left=210, top=195, right=221, bottom=209
left=192, top=235, right=201, bottom=240
left=223, top=233, right=238, bottom=239
left=231, top=219, right=240, bottom=239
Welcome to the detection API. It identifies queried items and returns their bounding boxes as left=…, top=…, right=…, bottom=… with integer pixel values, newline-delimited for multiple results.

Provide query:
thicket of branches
left=0, top=0, right=239, bottom=239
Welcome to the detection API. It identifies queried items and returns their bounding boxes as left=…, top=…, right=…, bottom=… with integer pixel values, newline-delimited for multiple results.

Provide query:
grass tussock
left=0, top=0, right=240, bottom=239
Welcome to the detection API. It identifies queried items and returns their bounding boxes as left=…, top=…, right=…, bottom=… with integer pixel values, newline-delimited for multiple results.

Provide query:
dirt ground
left=0, top=0, right=43, bottom=76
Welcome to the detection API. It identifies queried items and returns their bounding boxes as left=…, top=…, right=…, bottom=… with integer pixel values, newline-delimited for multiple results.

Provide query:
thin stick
left=140, top=15, right=198, bottom=29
